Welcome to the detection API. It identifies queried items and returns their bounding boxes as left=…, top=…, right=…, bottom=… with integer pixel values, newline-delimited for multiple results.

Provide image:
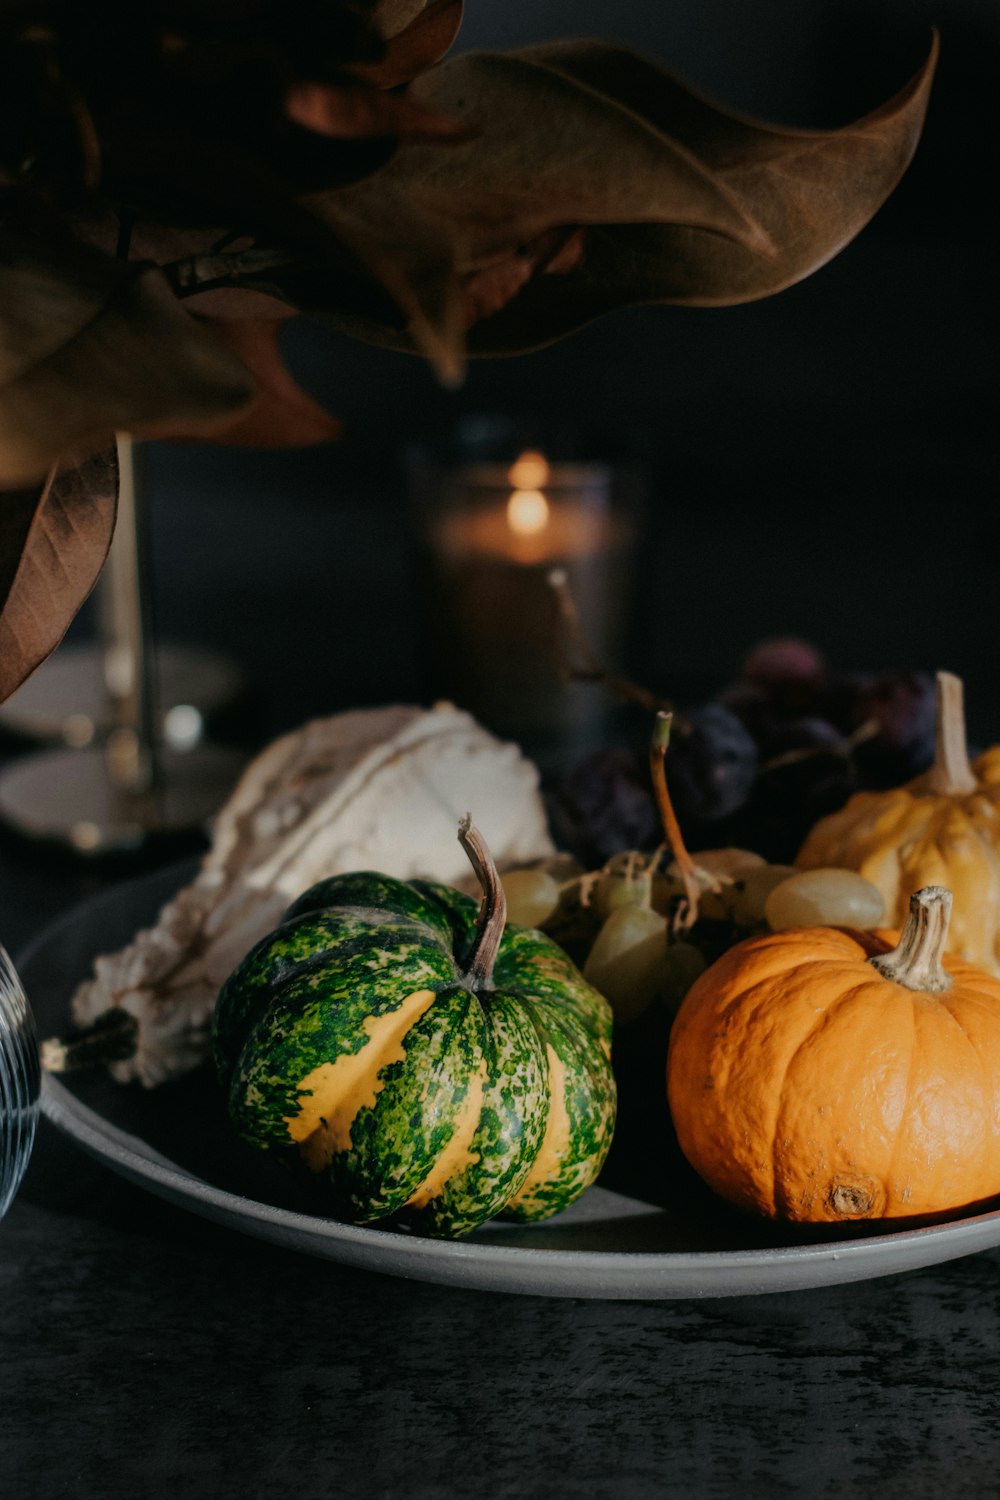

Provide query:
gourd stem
left=40, top=1009, right=139, bottom=1073
left=650, top=712, right=701, bottom=932
left=869, top=886, right=953, bottom=994
left=927, top=671, right=977, bottom=796
left=458, top=815, right=506, bottom=990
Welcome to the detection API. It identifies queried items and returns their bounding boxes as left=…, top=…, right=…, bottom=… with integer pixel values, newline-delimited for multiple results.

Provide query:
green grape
left=650, top=868, right=673, bottom=915
left=765, top=868, right=885, bottom=931
left=730, top=864, right=798, bottom=926
left=592, top=851, right=654, bottom=922
left=690, top=848, right=766, bottom=921
left=656, top=848, right=765, bottom=921
left=500, top=868, right=561, bottom=929
left=583, top=905, right=667, bottom=1024
left=538, top=853, right=586, bottom=884
left=660, top=941, right=709, bottom=1020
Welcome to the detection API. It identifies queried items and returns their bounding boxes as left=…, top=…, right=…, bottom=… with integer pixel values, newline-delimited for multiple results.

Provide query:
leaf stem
left=162, top=249, right=307, bottom=302
left=458, top=815, right=506, bottom=991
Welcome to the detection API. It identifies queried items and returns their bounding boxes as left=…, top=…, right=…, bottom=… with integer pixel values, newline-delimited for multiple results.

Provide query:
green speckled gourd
left=212, top=819, right=616, bottom=1238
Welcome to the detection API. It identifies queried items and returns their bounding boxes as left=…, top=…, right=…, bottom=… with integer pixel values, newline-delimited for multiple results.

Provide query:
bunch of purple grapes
left=556, top=641, right=937, bottom=865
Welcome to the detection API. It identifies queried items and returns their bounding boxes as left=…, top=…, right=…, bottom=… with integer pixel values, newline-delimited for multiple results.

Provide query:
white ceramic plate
left=24, top=863, right=1000, bottom=1299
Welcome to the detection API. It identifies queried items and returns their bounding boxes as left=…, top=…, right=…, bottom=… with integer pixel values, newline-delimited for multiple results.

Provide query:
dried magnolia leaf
left=377, top=51, right=772, bottom=264
left=0, top=231, right=257, bottom=486
left=173, top=318, right=343, bottom=447
left=298, top=39, right=935, bottom=361
left=372, top=0, right=430, bottom=41
left=460, top=36, right=939, bottom=351
left=461, top=228, right=584, bottom=329
left=285, top=76, right=470, bottom=144
left=304, top=179, right=466, bottom=383
left=352, top=0, right=464, bottom=89
left=302, top=48, right=771, bottom=373
left=0, top=448, right=117, bottom=702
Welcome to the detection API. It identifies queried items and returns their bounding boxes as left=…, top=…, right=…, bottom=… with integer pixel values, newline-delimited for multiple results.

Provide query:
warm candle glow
left=506, top=487, right=550, bottom=537
left=507, top=450, right=550, bottom=490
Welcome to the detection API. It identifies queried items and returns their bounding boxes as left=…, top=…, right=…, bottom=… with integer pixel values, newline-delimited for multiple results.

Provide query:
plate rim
left=20, top=862, right=1000, bottom=1300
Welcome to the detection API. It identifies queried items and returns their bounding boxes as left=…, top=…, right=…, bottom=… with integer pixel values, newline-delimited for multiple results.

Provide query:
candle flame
left=507, top=450, right=550, bottom=490
left=506, top=487, right=550, bottom=538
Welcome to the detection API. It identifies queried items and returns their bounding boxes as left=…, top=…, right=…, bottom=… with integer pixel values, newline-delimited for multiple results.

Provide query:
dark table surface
left=2, top=170, right=999, bottom=1496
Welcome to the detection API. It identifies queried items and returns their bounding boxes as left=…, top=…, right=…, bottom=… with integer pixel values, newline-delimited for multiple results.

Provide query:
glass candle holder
left=0, top=946, right=40, bottom=1221
left=413, top=442, right=638, bottom=760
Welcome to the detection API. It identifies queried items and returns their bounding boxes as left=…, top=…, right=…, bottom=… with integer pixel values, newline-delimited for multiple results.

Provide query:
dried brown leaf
left=305, top=179, right=465, bottom=384
left=0, top=447, right=117, bottom=703
left=372, top=0, right=430, bottom=42
left=351, top=0, right=463, bottom=89
left=303, top=49, right=771, bottom=373
left=298, top=39, right=935, bottom=361
left=0, top=231, right=257, bottom=486
left=171, top=318, right=343, bottom=447
left=386, top=51, right=773, bottom=263
left=285, top=77, right=470, bottom=144
left=460, top=36, right=939, bottom=350
left=461, top=228, right=584, bottom=328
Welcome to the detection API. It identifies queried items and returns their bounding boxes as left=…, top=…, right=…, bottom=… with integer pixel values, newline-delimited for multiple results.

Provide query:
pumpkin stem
left=650, top=712, right=700, bottom=934
left=458, top=815, right=506, bottom=990
left=926, top=671, right=977, bottom=796
left=869, top=886, right=954, bottom=994
left=40, top=1008, right=139, bottom=1073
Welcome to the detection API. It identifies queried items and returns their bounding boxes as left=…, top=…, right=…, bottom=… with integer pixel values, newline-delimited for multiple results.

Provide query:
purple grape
left=850, top=671, right=937, bottom=785
left=818, top=671, right=874, bottom=736
left=742, top=716, right=858, bottom=862
left=756, top=716, right=850, bottom=762
left=741, top=637, right=828, bottom=691
left=666, top=704, right=759, bottom=825
left=557, top=747, right=660, bottom=862
left=720, top=638, right=829, bottom=737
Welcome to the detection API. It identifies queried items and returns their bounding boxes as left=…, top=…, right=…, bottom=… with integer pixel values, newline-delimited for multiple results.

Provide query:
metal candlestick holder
left=0, top=437, right=247, bottom=853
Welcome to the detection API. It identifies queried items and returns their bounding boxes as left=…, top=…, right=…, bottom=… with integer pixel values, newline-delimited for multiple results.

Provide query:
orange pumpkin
left=666, top=886, right=1000, bottom=1222
left=797, top=671, right=1000, bottom=976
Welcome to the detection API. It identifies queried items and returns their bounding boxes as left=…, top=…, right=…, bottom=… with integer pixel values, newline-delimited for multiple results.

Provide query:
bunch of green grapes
left=501, top=853, right=885, bottom=1028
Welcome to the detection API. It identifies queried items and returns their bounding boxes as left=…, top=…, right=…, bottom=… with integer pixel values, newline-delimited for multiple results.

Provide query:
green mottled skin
left=213, top=871, right=616, bottom=1239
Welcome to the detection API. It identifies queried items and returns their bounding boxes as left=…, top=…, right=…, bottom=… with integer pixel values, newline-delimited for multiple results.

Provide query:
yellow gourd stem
left=649, top=712, right=700, bottom=932
left=869, top=886, right=954, bottom=994
left=927, top=671, right=977, bottom=796
left=458, top=815, right=506, bottom=991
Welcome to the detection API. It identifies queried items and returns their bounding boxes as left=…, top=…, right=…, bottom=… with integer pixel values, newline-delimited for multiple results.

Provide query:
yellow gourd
left=797, top=672, right=1000, bottom=975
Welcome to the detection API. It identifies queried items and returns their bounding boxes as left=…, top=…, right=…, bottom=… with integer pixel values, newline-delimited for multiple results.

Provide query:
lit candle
left=417, top=450, right=636, bottom=754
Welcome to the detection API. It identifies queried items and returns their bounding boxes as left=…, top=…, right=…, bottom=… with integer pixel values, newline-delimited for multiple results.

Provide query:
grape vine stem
left=649, top=712, right=701, bottom=933
left=547, top=569, right=674, bottom=716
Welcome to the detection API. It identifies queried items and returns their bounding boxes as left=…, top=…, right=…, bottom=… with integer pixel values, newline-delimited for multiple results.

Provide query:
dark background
left=107, top=0, right=997, bottom=754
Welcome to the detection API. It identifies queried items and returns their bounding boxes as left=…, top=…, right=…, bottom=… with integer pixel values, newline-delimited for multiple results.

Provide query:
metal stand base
left=0, top=745, right=248, bottom=853
left=0, top=644, right=245, bottom=749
